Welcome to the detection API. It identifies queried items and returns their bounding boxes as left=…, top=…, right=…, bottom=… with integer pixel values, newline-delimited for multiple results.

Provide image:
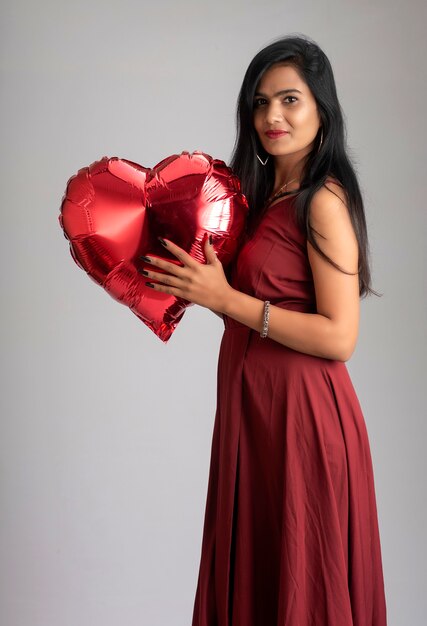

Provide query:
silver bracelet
left=260, top=300, right=270, bottom=338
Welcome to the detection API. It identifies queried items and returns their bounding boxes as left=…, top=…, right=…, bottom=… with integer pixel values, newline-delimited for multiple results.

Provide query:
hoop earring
left=317, top=128, right=323, bottom=152
left=256, top=153, right=269, bottom=166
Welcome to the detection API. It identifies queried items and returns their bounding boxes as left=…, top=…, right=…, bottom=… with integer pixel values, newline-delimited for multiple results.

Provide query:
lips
left=265, top=130, right=289, bottom=138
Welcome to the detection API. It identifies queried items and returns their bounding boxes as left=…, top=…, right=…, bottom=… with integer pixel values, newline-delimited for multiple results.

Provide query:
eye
left=253, top=98, right=266, bottom=108
left=253, top=95, right=298, bottom=108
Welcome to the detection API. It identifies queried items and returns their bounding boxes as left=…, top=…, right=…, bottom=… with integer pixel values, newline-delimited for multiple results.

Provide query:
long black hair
left=229, top=33, right=380, bottom=299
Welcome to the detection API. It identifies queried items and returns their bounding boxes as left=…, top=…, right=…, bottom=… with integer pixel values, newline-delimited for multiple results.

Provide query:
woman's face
left=253, top=63, right=321, bottom=161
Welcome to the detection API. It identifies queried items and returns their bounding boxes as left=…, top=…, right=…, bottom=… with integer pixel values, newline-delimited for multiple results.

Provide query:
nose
left=265, top=100, right=284, bottom=125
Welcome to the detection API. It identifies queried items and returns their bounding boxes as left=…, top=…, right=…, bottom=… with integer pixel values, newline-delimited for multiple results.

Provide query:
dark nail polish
left=209, top=234, right=213, bottom=245
left=145, top=282, right=155, bottom=288
left=158, top=236, right=167, bottom=246
left=139, top=269, right=149, bottom=276
left=139, top=255, right=152, bottom=262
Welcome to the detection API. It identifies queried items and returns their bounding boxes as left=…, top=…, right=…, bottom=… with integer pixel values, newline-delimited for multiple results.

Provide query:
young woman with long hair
left=140, top=34, right=387, bottom=626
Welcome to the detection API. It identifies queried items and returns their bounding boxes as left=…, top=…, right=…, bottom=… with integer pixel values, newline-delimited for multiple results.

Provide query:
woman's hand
left=138, top=235, right=234, bottom=313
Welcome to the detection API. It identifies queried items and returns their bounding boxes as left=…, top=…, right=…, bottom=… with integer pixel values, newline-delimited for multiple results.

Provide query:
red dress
left=191, top=191, right=387, bottom=626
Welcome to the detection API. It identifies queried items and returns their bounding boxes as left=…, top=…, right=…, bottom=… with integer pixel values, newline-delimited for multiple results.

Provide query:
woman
left=139, top=35, right=387, bottom=626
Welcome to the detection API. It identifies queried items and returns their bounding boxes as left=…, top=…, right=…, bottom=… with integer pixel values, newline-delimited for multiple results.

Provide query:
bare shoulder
left=308, top=177, right=358, bottom=274
left=309, top=177, right=349, bottom=227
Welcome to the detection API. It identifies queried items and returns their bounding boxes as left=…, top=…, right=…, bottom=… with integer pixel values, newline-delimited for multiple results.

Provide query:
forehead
left=256, top=63, right=307, bottom=93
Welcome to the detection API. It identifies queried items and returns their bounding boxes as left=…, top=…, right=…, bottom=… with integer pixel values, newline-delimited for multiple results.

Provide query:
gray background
left=1, top=1, right=426, bottom=624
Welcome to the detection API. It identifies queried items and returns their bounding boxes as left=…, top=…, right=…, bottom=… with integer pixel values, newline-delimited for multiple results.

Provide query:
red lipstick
left=265, top=130, right=289, bottom=139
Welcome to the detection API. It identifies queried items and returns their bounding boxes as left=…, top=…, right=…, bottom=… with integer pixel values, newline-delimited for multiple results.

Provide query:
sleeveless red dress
left=191, top=191, right=387, bottom=626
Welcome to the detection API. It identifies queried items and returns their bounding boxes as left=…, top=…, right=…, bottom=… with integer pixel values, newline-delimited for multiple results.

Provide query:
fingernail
left=139, top=269, right=149, bottom=276
left=145, top=282, right=155, bottom=288
left=158, top=237, right=167, bottom=246
left=209, top=234, right=213, bottom=245
left=139, top=255, right=152, bottom=262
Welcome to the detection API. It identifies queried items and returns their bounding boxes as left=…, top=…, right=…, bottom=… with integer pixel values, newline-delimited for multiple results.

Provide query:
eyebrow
left=254, top=88, right=303, bottom=97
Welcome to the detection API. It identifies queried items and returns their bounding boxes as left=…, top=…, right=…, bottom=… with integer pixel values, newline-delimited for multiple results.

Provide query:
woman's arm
left=222, top=183, right=360, bottom=362
left=140, top=185, right=359, bottom=360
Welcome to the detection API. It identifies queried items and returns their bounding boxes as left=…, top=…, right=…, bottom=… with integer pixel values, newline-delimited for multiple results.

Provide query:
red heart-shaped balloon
left=59, top=151, right=248, bottom=341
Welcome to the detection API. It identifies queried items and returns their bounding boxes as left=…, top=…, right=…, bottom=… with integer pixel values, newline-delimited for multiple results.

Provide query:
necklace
left=267, top=176, right=299, bottom=206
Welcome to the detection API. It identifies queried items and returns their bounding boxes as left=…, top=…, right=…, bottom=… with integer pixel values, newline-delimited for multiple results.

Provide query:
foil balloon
left=59, top=151, right=249, bottom=342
